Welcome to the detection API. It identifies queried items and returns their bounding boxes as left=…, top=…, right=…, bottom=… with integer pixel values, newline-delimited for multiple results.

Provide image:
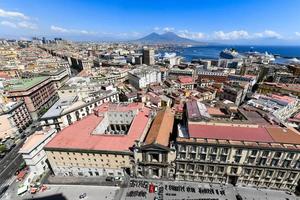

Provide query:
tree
left=0, top=144, right=6, bottom=153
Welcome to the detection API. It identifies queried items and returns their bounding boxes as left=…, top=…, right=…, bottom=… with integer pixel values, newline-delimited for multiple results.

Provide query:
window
left=270, top=159, right=278, bottom=166
left=278, top=171, right=285, bottom=178
left=236, top=149, right=243, bottom=155
left=210, top=155, right=216, bottom=161
left=200, top=146, right=207, bottom=153
left=244, top=168, right=251, bottom=175
left=234, top=156, right=241, bottom=163
left=200, top=154, right=206, bottom=161
left=220, top=155, right=227, bottom=162
left=248, top=157, right=255, bottom=164
left=287, top=153, right=295, bottom=159
left=266, top=170, right=273, bottom=177
left=222, top=148, right=229, bottom=154
left=251, top=150, right=258, bottom=156
left=208, top=166, right=214, bottom=172
left=282, top=160, right=291, bottom=168
left=231, top=167, right=238, bottom=174
left=255, top=169, right=262, bottom=176
left=197, top=165, right=204, bottom=171
left=211, top=147, right=218, bottom=154
left=294, top=161, right=300, bottom=169
left=187, top=164, right=194, bottom=171
left=262, top=151, right=269, bottom=157
left=218, top=166, right=224, bottom=173
left=257, top=158, right=267, bottom=166
left=274, top=152, right=282, bottom=158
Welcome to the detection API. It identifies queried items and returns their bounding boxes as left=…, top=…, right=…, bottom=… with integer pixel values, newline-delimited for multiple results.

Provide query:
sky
left=0, top=0, right=300, bottom=44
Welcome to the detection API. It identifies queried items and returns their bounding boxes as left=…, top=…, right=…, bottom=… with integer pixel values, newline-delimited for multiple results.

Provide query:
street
left=0, top=123, right=39, bottom=187
left=1, top=185, right=119, bottom=200
left=0, top=140, right=24, bottom=186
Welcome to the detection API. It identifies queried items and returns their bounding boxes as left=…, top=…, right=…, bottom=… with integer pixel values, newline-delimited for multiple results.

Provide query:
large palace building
left=44, top=102, right=154, bottom=177
left=175, top=100, right=300, bottom=191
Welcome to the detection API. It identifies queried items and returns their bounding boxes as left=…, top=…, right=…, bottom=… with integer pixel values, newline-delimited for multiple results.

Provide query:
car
left=0, top=185, right=9, bottom=197
left=79, top=193, right=87, bottom=199
left=105, top=176, right=115, bottom=182
left=114, top=176, right=122, bottom=181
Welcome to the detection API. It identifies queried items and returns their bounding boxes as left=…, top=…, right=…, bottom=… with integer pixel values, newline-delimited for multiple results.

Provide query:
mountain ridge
left=133, top=32, right=206, bottom=45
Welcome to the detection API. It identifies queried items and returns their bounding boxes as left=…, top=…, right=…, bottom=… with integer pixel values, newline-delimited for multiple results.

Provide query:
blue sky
left=0, top=0, right=300, bottom=44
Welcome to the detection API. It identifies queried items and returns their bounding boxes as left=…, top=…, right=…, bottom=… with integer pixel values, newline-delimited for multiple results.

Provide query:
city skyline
left=0, top=0, right=300, bottom=44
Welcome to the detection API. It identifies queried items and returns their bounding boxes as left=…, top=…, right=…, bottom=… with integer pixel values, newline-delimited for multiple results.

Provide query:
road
left=0, top=140, right=25, bottom=187
left=0, top=122, right=40, bottom=187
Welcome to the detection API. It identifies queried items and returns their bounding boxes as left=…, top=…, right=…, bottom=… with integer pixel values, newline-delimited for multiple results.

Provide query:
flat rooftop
left=5, top=76, right=49, bottom=92
left=19, top=129, right=55, bottom=153
left=45, top=103, right=151, bottom=152
left=187, top=122, right=300, bottom=145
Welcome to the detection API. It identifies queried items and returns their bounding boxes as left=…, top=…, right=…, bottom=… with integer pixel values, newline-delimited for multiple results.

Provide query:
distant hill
left=133, top=32, right=206, bottom=45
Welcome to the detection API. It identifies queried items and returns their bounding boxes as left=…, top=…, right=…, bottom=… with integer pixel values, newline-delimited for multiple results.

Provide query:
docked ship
left=219, top=48, right=240, bottom=59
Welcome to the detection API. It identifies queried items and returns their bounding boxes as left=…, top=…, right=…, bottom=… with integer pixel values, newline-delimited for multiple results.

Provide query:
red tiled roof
left=178, top=76, right=193, bottom=84
left=188, top=124, right=274, bottom=142
left=45, top=106, right=151, bottom=152
left=145, top=108, right=174, bottom=146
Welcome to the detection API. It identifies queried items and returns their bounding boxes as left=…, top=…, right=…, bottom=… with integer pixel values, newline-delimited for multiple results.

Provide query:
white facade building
left=19, top=129, right=56, bottom=183
left=128, top=66, right=161, bottom=89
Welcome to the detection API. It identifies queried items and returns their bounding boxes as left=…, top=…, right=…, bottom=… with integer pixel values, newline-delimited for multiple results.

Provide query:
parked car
left=114, top=176, right=122, bottom=181
left=79, top=193, right=87, bottom=199
left=105, top=176, right=115, bottom=182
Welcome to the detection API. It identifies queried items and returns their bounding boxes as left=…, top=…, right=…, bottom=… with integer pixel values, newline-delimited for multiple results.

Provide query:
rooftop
left=178, top=76, right=194, bottom=84
left=45, top=103, right=151, bottom=152
left=144, top=108, right=174, bottom=147
left=186, top=122, right=300, bottom=145
left=19, top=129, right=55, bottom=153
left=5, top=76, right=49, bottom=92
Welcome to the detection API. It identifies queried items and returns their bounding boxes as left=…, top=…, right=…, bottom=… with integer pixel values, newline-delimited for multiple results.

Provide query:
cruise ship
left=219, top=48, right=240, bottom=59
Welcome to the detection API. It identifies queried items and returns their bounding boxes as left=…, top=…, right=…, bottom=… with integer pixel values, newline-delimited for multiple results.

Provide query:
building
left=4, top=77, right=58, bottom=120
left=247, top=94, right=300, bottom=122
left=39, top=68, right=70, bottom=90
left=128, top=66, right=162, bottom=89
left=0, top=101, right=32, bottom=139
left=40, top=87, right=119, bottom=132
left=258, top=82, right=300, bottom=97
left=44, top=103, right=154, bottom=177
left=143, top=48, right=155, bottom=66
left=19, top=129, right=56, bottom=184
left=197, top=71, right=228, bottom=83
left=175, top=122, right=300, bottom=191
left=220, top=82, right=249, bottom=106
left=134, top=108, right=176, bottom=179
left=177, top=76, right=194, bottom=90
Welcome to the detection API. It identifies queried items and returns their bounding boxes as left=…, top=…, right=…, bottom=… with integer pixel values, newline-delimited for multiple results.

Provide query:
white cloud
left=1, top=20, right=17, bottom=28
left=50, top=25, right=68, bottom=33
left=0, top=8, right=29, bottom=20
left=50, top=25, right=96, bottom=35
left=163, top=27, right=175, bottom=32
left=178, top=30, right=205, bottom=39
left=1, top=20, right=37, bottom=30
left=153, top=27, right=160, bottom=31
left=214, top=30, right=250, bottom=40
left=254, top=30, right=282, bottom=39
left=212, top=30, right=283, bottom=40
left=17, top=21, right=37, bottom=30
left=295, top=32, right=300, bottom=37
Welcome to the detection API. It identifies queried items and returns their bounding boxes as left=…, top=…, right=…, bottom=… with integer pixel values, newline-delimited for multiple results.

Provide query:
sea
left=161, top=45, right=300, bottom=63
